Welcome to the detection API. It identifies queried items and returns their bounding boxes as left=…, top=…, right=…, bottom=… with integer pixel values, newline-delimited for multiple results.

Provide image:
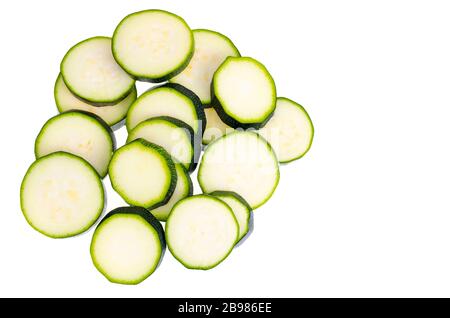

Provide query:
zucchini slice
left=108, top=139, right=177, bottom=209
left=34, top=111, right=115, bottom=178
left=126, top=83, right=205, bottom=135
left=151, top=164, right=193, bottom=222
left=112, top=9, right=194, bottom=82
left=170, top=29, right=240, bottom=105
left=90, top=206, right=165, bottom=285
left=166, top=195, right=238, bottom=269
left=198, top=131, right=279, bottom=209
left=20, top=152, right=104, bottom=238
left=54, top=74, right=136, bottom=128
left=211, top=57, right=276, bottom=129
left=202, top=107, right=233, bottom=145
left=61, top=36, right=135, bottom=105
left=258, top=97, right=314, bottom=163
left=127, top=116, right=199, bottom=173
left=210, top=191, right=252, bottom=243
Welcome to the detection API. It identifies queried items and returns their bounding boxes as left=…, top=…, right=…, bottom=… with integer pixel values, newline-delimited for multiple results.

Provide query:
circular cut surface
left=35, top=112, right=114, bottom=178
left=258, top=98, right=314, bottom=163
left=20, top=152, right=104, bottom=238
left=113, top=10, right=193, bottom=79
left=166, top=195, right=238, bottom=269
left=61, top=37, right=134, bottom=103
left=198, top=131, right=279, bottom=209
left=213, top=57, right=276, bottom=123
left=91, top=214, right=161, bottom=284
left=109, top=141, right=174, bottom=208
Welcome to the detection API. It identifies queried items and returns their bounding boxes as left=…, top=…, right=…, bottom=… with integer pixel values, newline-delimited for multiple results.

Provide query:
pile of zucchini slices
left=20, top=9, right=314, bottom=285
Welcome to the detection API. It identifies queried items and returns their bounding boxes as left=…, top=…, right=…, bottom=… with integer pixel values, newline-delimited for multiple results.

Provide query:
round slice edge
left=34, top=111, right=115, bottom=178
left=166, top=194, right=239, bottom=269
left=90, top=206, right=165, bottom=285
left=61, top=36, right=135, bottom=104
left=20, top=152, right=104, bottom=238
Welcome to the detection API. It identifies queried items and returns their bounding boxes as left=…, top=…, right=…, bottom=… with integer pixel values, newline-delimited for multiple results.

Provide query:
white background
left=1, top=0, right=450, bottom=297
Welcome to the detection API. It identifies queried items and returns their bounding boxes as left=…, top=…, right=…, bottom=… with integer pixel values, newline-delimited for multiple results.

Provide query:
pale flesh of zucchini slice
left=127, top=116, right=198, bottom=172
left=90, top=207, right=165, bottom=285
left=170, top=29, right=240, bottom=105
left=151, top=164, right=193, bottom=221
left=211, top=57, right=276, bottom=129
left=108, top=139, right=177, bottom=209
left=258, top=97, right=314, bottom=163
left=210, top=191, right=252, bottom=242
left=54, top=74, right=136, bottom=127
left=202, top=107, right=233, bottom=145
left=198, top=131, right=279, bottom=209
left=166, top=195, right=238, bottom=269
left=126, top=84, right=205, bottom=135
left=61, top=37, right=135, bottom=104
left=20, top=152, right=104, bottom=238
left=34, top=111, right=115, bottom=178
left=112, top=10, right=194, bottom=82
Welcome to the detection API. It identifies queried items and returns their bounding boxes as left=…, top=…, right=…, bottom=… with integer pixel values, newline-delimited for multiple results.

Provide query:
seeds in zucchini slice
left=151, top=164, right=193, bottom=222
left=20, top=152, right=104, bottom=238
left=34, top=111, right=115, bottom=178
left=108, top=139, right=177, bottom=209
left=198, top=131, right=279, bottom=209
left=112, top=9, right=194, bottom=82
left=258, top=97, right=314, bottom=163
left=54, top=74, right=136, bottom=128
left=166, top=195, right=238, bottom=269
left=90, top=206, right=165, bottom=285
left=127, top=116, right=199, bottom=173
left=61, top=36, right=135, bottom=104
left=170, top=29, right=240, bottom=105
left=126, top=83, right=205, bottom=136
left=202, top=107, right=233, bottom=145
left=211, top=56, right=276, bottom=129
left=210, top=191, right=252, bottom=243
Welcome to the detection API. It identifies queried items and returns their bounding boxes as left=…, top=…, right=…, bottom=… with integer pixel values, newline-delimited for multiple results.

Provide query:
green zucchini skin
left=162, top=83, right=207, bottom=134
left=20, top=151, right=105, bottom=239
left=211, top=99, right=274, bottom=129
left=166, top=194, right=239, bottom=270
left=150, top=163, right=193, bottom=222
left=170, top=29, right=241, bottom=106
left=137, top=116, right=200, bottom=173
left=54, top=73, right=137, bottom=128
left=210, top=57, right=276, bottom=129
left=129, top=50, right=194, bottom=83
left=109, top=139, right=178, bottom=209
left=60, top=36, right=135, bottom=106
left=209, top=190, right=253, bottom=244
left=209, top=190, right=252, bottom=211
left=61, top=75, right=130, bottom=106
left=34, top=110, right=116, bottom=178
left=98, top=206, right=166, bottom=250
left=276, top=97, right=314, bottom=164
left=198, top=131, right=280, bottom=209
left=91, top=206, right=165, bottom=284
left=125, top=83, right=206, bottom=137
left=184, top=165, right=194, bottom=197
left=112, top=10, right=194, bottom=83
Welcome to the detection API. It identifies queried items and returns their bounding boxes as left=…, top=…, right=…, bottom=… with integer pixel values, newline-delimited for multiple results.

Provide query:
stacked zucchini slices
left=20, top=9, right=314, bottom=285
